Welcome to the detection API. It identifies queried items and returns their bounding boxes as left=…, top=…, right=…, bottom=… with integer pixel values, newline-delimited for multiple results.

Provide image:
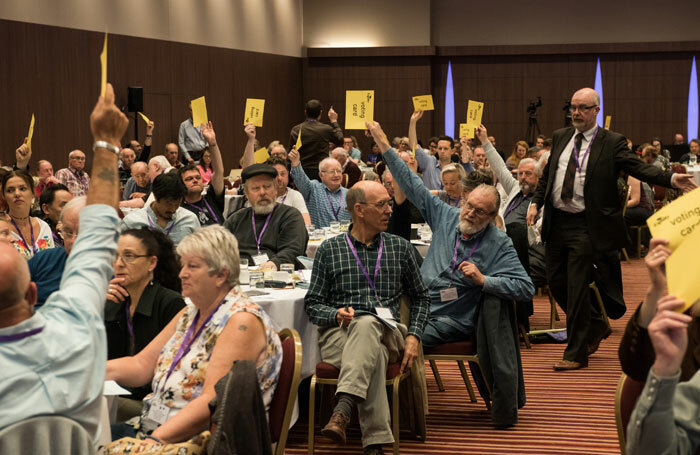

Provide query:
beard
left=459, top=217, right=490, bottom=235
left=520, top=181, right=535, bottom=194
left=252, top=199, right=275, bottom=215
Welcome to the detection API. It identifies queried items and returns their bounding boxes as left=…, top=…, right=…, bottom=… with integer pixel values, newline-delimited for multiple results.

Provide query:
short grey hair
left=268, top=141, right=287, bottom=154
left=68, top=149, right=84, bottom=159
left=518, top=158, right=541, bottom=176
left=119, top=148, right=135, bottom=159
left=177, top=225, right=240, bottom=288
left=346, top=186, right=367, bottom=215
left=472, top=183, right=501, bottom=215
left=362, top=171, right=379, bottom=181
left=331, top=147, right=347, bottom=158
left=319, top=157, right=341, bottom=172
left=59, top=196, right=86, bottom=224
left=149, top=155, right=170, bottom=170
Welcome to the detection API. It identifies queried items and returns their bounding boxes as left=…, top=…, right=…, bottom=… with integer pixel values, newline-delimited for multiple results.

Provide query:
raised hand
left=289, top=148, right=301, bottom=167
left=90, top=83, right=129, bottom=146
left=645, top=238, right=671, bottom=290
left=649, top=295, right=692, bottom=377
left=201, top=121, right=217, bottom=146
left=146, top=120, right=155, bottom=136
left=328, top=106, right=338, bottom=123
left=15, top=138, right=31, bottom=169
left=365, top=121, right=391, bottom=153
left=244, top=123, right=256, bottom=140
left=410, top=110, right=424, bottom=123
left=475, top=124, right=489, bottom=145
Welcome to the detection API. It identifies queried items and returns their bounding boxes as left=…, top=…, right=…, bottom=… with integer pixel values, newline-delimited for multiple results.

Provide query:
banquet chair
left=0, top=415, right=93, bottom=454
left=614, top=373, right=646, bottom=454
left=269, top=328, right=303, bottom=455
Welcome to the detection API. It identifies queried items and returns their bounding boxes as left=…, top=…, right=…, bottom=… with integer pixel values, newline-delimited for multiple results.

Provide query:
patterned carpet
left=283, top=258, right=647, bottom=455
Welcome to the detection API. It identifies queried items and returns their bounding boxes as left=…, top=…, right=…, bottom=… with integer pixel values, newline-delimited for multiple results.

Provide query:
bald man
left=56, top=149, right=90, bottom=197
left=122, top=161, right=151, bottom=201
left=0, top=82, right=128, bottom=443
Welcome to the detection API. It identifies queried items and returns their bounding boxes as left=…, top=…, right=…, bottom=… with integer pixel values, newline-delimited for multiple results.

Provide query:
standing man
left=527, top=87, right=697, bottom=371
left=289, top=99, right=344, bottom=181
left=178, top=103, right=207, bottom=163
left=409, top=110, right=455, bottom=190
left=56, top=150, right=90, bottom=197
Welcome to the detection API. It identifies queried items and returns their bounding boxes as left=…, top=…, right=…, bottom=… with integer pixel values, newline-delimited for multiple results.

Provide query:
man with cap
left=224, top=163, right=308, bottom=270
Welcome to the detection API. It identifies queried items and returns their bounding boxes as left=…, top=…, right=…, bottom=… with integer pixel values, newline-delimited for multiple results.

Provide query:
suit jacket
left=289, top=120, right=343, bottom=171
left=532, top=126, right=673, bottom=252
left=342, top=159, right=362, bottom=188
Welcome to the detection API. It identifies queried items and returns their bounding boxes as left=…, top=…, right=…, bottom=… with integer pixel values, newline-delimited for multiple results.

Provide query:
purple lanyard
left=448, top=195, right=461, bottom=207
left=124, top=298, right=135, bottom=354
left=325, top=189, right=342, bottom=220
left=280, top=191, right=288, bottom=205
left=345, top=233, right=384, bottom=302
left=185, top=198, right=220, bottom=224
left=147, top=214, right=175, bottom=235
left=70, top=168, right=88, bottom=189
left=52, top=230, right=62, bottom=246
left=11, top=218, right=37, bottom=255
left=449, top=233, right=481, bottom=286
left=503, top=193, right=525, bottom=219
left=159, top=298, right=225, bottom=394
left=251, top=209, right=274, bottom=255
left=573, top=127, right=599, bottom=173
left=0, top=327, right=44, bottom=342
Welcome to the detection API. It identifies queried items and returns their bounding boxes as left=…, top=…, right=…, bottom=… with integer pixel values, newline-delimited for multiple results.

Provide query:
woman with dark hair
left=196, top=149, right=213, bottom=185
left=2, top=170, right=55, bottom=258
left=104, top=227, right=186, bottom=418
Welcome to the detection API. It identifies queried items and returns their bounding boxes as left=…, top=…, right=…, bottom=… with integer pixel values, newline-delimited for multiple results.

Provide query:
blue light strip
left=445, top=60, right=455, bottom=138
left=688, top=56, right=698, bottom=141
left=594, top=58, right=604, bottom=127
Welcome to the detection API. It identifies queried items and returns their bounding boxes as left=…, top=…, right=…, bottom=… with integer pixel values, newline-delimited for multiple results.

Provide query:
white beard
left=252, top=200, right=275, bottom=215
left=459, top=218, right=489, bottom=235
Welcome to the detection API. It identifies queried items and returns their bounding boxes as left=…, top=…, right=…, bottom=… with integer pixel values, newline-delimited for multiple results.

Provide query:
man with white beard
left=366, top=120, right=534, bottom=349
left=223, top=164, right=308, bottom=271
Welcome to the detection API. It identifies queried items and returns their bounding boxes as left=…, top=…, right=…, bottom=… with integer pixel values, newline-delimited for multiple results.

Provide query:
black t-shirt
left=181, top=188, right=225, bottom=225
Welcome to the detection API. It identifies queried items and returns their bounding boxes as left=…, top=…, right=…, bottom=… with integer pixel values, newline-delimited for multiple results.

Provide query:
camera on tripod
left=527, top=97, right=542, bottom=118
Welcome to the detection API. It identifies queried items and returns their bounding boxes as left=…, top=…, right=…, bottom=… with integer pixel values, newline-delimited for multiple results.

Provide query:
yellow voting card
left=295, top=128, right=302, bottom=150
left=412, top=95, right=434, bottom=111
left=254, top=147, right=269, bottom=164
left=605, top=115, right=612, bottom=130
left=647, top=187, right=700, bottom=250
left=99, top=33, right=108, bottom=97
left=459, top=123, right=473, bottom=139
left=345, top=90, right=374, bottom=130
left=667, top=225, right=700, bottom=312
left=191, top=96, right=208, bottom=128
left=138, top=112, right=150, bottom=124
left=466, top=100, right=484, bottom=127
left=244, top=98, right=265, bottom=127
left=27, top=114, right=35, bottom=151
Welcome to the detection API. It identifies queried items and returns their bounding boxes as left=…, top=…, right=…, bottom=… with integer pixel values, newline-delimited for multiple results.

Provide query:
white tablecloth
left=688, top=165, right=700, bottom=186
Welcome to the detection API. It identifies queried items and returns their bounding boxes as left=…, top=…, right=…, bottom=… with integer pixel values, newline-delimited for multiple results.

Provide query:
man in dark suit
left=527, top=87, right=697, bottom=371
left=289, top=99, right=344, bottom=181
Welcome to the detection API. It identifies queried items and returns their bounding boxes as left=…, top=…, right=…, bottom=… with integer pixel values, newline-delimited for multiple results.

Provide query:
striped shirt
left=56, top=167, right=90, bottom=197
left=290, top=165, right=351, bottom=227
left=305, top=230, right=430, bottom=340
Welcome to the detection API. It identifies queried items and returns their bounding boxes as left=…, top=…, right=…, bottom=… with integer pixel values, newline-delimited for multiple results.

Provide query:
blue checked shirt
left=305, top=229, right=430, bottom=340
left=291, top=164, right=352, bottom=227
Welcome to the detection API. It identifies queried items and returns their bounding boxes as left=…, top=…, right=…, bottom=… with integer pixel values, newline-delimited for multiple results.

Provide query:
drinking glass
left=239, top=258, right=250, bottom=285
left=330, top=221, right=341, bottom=233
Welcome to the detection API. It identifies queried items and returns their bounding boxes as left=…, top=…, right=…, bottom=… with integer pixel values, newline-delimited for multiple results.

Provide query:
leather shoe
left=364, top=445, right=385, bottom=455
left=553, top=360, right=585, bottom=371
left=587, top=327, right=612, bottom=356
left=321, top=412, right=350, bottom=444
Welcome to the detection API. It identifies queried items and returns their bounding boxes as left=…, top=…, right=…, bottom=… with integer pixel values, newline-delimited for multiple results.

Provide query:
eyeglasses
left=58, top=229, right=78, bottom=240
left=460, top=201, right=491, bottom=217
left=115, top=252, right=150, bottom=264
left=321, top=169, right=342, bottom=175
left=569, top=105, right=597, bottom=113
left=359, top=200, right=392, bottom=210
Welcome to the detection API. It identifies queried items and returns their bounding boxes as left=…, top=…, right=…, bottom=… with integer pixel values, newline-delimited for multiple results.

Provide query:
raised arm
left=408, top=110, right=422, bottom=151
left=408, top=111, right=436, bottom=171
left=241, top=123, right=256, bottom=169
left=476, top=125, right=518, bottom=194
left=137, top=120, right=154, bottom=162
left=15, top=138, right=31, bottom=170
left=201, top=121, right=224, bottom=196
left=288, top=148, right=313, bottom=200
left=327, top=107, right=344, bottom=146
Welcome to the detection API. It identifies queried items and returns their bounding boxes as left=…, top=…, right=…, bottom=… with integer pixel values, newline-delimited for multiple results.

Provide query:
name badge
left=376, top=307, right=394, bottom=320
left=252, top=253, right=269, bottom=266
left=440, top=287, right=458, bottom=302
left=147, top=403, right=170, bottom=425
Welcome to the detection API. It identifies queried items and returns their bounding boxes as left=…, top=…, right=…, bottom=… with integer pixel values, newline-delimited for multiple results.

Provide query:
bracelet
left=93, top=141, right=120, bottom=155
left=145, top=435, right=163, bottom=444
left=146, top=135, right=153, bottom=138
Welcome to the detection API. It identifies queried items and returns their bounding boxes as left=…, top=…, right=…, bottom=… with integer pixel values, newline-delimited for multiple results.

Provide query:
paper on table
left=345, top=90, right=374, bottom=130
left=295, top=128, right=302, bottom=150
left=412, top=95, right=434, bottom=111
left=466, top=100, right=484, bottom=128
left=604, top=115, right=612, bottom=130
left=228, top=169, right=242, bottom=181
left=666, top=226, right=700, bottom=313
left=244, top=98, right=265, bottom=127
left=647, top=187, right=700, bottom=250
left=459, top=123, right=472, bottom=139
left=99, top=33, right=108, bottom=97
left=138, top=112, right=150, bottom=124
left=27, top=114, right=35, bottom=151
left=191, top=96, right=208, bottom=128
left=254, top=147, right=269, bottom=164
left=104, top=380, right=131, bottom=396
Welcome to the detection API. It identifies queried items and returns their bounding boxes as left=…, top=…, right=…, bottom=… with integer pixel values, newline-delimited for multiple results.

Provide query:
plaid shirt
left=305, top=230, right=430, bottom=340
left=56, top=167, right=90, bottom=197
left=290, top=165, right=352, bottom=228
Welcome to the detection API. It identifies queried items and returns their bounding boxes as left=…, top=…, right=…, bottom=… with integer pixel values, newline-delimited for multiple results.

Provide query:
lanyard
left=158, top=298, right=225, bottom=394
left=124, top=297, right=135, bottom=355
left=147, top=214, right=175, bottom=235
left=573, top=127, right=599, bottom=173
left=448, top=195, right=461, bottom=207
left=345, top=233, right=383, bottom=302
left=280, top=191, right=288, bottom=205
left=11, top=218, right=37, bottom=255
left=449, top=232, right=481, bottom=286
left=503, top=193, right=525, bottom=219
left=0, top=327, right=44, bottom=342
left=251, top=208, right=274, bottom=255
left=325, top=189, right=341, bottom=220
left=70, top=168, right=88, bottom=189
left=185, top=197, right=220, bottom=224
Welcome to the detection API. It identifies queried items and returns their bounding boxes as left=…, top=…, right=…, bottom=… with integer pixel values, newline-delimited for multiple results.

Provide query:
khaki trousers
left=318, top=314, right=405, bottom=447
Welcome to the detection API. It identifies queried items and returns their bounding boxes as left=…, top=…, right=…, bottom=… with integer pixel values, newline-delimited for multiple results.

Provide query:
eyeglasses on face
left=115, top=252, right=150, bottom=264
left=460, top=201, right=491, bottom=217
left=359, top=199, right=392, bottom=210
left=321, top=169, right=342, bottom=175
left=569, top=105, right=597, bottom=113
left=59, top=228, right=78, bottom=240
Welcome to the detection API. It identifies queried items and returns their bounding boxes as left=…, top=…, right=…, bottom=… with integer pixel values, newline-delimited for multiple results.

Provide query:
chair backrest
left=614, top=373, right=646, bottom=454
left=0, top=415, right=93, bottom=454
left=268, top=328, right=302, bottom=450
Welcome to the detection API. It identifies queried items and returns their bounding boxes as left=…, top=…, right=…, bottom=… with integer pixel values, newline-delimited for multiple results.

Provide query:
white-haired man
left=56, top=149, right=90, bottom=196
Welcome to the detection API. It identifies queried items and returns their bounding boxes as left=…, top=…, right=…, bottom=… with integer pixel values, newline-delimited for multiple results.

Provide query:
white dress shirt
left=551, top=125, right=598, bottom=213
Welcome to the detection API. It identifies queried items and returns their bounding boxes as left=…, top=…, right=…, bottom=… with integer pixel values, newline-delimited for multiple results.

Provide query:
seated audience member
left=362, top=171, right=379, bottom=182
left=179, top=121, right=225, bottom=226
left=624, top=169, right=654, bottom=230
left=305, top=181, right=429, bottom=454
left=679, top=138, right=700, bottom=164
left=122, top=162, right=151, bottom=202
left=473, top=145, right=487, bottom=170
left=106, top=225, right=282, bottom=446
left=0, top=82, right=128, bottom=443
left=367, top=121, right=534, bottom=349
left=56, top=149, right=90, bottom=197
left=289, top=99, right=344, bottom=181
left=119, top=148, right=136, bottom=185
left=343, top=135, right=362, bottom=163
left=432, top=163, right=466, bottom=207
left=165, top=143, right=183, bottom=169
left=366, top=142, right=381, bottom=165
left=196, top=149, right=213, bottom=185
left=650, top=137, right=671, bottom=169
left=268, top=140, right=288, bottom=161
left=121, top=156, right=172, bottom=210
left=385, top=160, right=425, bottom=240
left=640, top=143, right=658, bottom=165
left=29, top=196, right=84, bottom=308
left=34, top=159, right=60, bottom=198
left=289, top=149, right=352, bottom=227
left=3, top=170, right=55, bottom=258
left=121, top=172, right=200, bottom=247
left=38, top=183, right=72, bottom=247
left=409, top=110, right=454, bottom=190
left=129, top=120, right=155, bottom=164
left=267, top=157, right=311, bottom=225
left=224, top=164, right=307, bottom=270
left=506, top=141, right=529, bottom=172
left=105, top=227, right=185, bottom=418
left=331, top=147, right=362, bottom=188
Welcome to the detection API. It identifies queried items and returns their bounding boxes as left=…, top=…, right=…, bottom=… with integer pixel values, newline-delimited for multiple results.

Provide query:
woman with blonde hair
left=431, top=163, right=466, bottom=207
left=506, top=141, right=529, bottom=171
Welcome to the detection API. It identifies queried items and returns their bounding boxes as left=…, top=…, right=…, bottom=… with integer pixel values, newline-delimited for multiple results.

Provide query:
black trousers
left=545, top=209, right=607, bottom=364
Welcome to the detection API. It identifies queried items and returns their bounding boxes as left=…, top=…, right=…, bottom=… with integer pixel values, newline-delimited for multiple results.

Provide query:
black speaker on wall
left=128, top=87, right=143, bottom=112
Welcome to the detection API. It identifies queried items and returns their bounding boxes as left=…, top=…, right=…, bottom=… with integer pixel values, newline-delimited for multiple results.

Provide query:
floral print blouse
left=11, top=217, right=55, bottom=259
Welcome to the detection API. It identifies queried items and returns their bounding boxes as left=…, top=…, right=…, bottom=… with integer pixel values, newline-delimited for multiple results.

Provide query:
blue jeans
left=421, top=316, right=473, bottom=349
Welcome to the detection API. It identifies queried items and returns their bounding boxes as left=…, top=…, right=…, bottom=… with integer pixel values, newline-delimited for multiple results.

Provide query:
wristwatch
left=93, top=141, right=120, bottom=154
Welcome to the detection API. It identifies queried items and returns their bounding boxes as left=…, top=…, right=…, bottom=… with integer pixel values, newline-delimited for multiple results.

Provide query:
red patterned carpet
left=283, top=258, right=647, bottom=454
